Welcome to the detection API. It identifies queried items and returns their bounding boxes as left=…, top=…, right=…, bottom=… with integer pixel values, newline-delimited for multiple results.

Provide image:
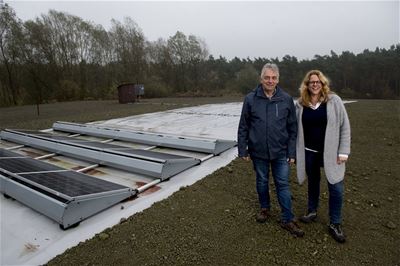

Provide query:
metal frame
left=0, top=149, right=135, bottom=229
left=53, top=121, right=237, bottom=155
left=1, top=129, right=200, bottom=180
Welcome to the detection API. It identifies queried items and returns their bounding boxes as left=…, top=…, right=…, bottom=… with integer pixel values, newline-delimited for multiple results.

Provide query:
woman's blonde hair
left=299, top=70, right=332, bottom=106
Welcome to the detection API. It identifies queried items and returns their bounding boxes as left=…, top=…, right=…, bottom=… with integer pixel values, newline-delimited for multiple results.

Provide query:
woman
left=296, top=70, right=351, bottom=243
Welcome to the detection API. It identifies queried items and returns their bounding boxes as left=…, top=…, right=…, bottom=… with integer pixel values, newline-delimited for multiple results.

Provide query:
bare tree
left=0, top=4, right=24, bottom=105
left=146, top=38, right=174, bottom=89
left=167, top=31, right=208, bottom=93
left=109, top=17, right=147, bottom=84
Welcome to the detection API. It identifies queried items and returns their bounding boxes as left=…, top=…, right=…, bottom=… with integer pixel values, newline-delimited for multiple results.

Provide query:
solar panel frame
left=1, top=129, right=202, bottom=179
left=114, top=148, right=191, bottom=160
left=19, top=171, right=129, bottom=197
left=0, top=148, right=134, bottom=201
left=53, top=121, right=237, bottom=155
left=0, top=146, right=137, bottom=229
left=5, top=130, right=169, bottom=163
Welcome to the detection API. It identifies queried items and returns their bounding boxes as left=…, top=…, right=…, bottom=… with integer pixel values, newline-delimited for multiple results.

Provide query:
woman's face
left=308, top=74, right=322, bottom=97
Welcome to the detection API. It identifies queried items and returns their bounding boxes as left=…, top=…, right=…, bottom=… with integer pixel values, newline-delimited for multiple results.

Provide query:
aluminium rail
left=53, top=121, right=237, bottom=155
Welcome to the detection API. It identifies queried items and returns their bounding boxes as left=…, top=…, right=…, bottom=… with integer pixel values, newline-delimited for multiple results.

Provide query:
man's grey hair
left=260, top=63, right=279, bottom=78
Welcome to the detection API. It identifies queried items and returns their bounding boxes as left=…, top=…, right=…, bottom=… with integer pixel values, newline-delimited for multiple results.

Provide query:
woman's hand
left=337, top=155, right=348, bottom=164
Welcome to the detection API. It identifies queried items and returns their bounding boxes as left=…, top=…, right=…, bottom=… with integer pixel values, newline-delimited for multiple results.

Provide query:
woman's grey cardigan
left=296, top=94, right=351, bottom=185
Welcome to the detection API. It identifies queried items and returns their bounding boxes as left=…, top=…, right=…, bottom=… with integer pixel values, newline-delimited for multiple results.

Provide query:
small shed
left=117, top=83, right=145, bottom=104
left=117, top=83, right=136, bottom=104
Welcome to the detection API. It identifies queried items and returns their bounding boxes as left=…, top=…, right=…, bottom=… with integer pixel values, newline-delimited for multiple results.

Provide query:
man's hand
left=241, top=156, right=251, bottom=162
left=287, top=158, right=295, bottom=166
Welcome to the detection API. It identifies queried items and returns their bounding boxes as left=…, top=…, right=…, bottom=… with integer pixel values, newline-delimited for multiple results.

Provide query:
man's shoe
left=256, top=208, right=270, bottom=223
left=299, top=211, right=317, bottom=223
left=280, top=221, right=305, bottom=237
left=329, top=223, right=346, bottom=243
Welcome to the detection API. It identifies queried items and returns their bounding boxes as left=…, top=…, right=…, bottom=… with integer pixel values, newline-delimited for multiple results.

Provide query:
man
left=237, top=63, right=304, bottom=237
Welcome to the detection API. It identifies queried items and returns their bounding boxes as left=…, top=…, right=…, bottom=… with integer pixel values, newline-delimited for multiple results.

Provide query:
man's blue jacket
left=237, top=84, right=297, bottom=160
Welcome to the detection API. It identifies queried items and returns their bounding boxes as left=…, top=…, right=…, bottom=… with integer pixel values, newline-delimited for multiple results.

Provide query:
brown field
left=0, top=96, right=242, bottom=131
left=1, top=98, right=399, bottom=265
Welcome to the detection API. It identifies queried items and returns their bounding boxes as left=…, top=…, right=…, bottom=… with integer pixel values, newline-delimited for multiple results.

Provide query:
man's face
left=261, top=69, right=279, bottom=92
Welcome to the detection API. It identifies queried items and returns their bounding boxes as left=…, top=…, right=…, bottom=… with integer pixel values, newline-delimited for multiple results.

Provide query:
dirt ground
left=0, top=96, right=243, bottom=131
left=7, top=99, right=400, bottom=265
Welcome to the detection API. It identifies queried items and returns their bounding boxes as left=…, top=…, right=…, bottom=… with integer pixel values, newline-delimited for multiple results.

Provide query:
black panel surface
left=0, top=149, right=24, bottom=158
left=0, top=158, right=63, bottom=173
left=19, top=171, right=128, bottom=197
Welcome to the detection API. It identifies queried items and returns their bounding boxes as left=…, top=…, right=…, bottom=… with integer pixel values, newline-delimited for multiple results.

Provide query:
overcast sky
left=6, top=0, right=400, bottom=60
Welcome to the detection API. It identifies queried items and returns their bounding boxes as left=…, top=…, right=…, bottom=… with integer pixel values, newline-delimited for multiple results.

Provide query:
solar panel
left=19, top=171, right=128, bottom=197
left=0, top=157, right=63, bottom=173
left=0, top=149, right=24, bottom=158
left=0, top=147, right=136, bottom=229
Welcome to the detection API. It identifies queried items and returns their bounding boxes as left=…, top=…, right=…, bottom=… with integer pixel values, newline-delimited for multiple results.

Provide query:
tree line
left=1, top=4, right=399, bottom=107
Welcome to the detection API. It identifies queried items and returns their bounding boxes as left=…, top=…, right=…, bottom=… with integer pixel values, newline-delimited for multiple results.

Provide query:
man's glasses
left=308, top=81, right=322, bottom=85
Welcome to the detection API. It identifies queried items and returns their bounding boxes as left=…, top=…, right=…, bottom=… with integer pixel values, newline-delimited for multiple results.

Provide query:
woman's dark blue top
left=302, top=103, right=327, bottom=153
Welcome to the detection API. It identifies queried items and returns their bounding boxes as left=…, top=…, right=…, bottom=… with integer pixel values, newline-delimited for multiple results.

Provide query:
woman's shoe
left=299, top=211, right=317, bottom=223
left=329, top=223, right=346, bottom=243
